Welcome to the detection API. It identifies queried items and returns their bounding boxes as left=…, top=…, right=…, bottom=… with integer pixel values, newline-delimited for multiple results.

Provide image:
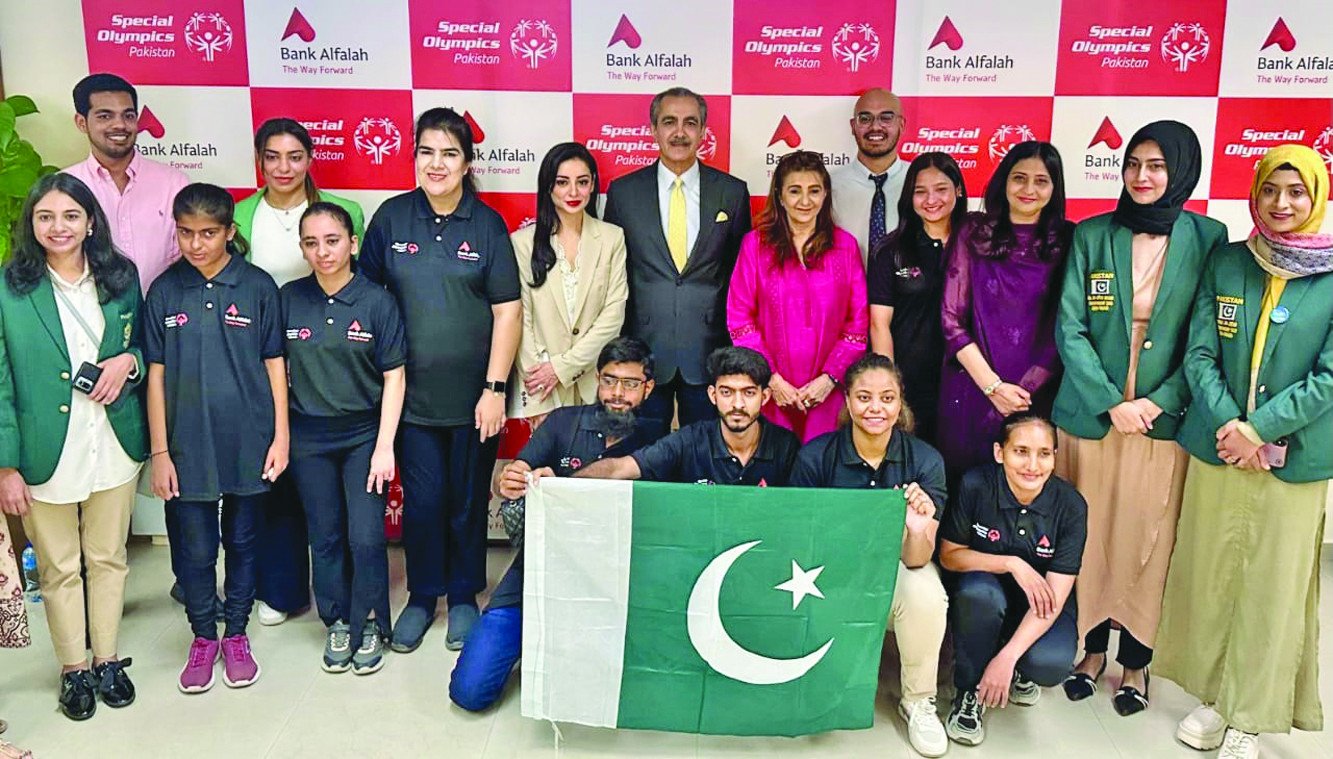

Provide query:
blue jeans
left=949, top=571, right=1077, bottom=691
left=290, top=438, right=390, bottom=641
left=449, top=606, right=522, bottom=711
left=172, top=494, right=264, bottom=639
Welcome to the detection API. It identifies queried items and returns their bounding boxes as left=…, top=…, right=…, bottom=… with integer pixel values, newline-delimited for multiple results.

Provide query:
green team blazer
left=1178, top=241, right=1333, bottom=483
left=233, top=189, right=365, bottom=246
left=1053, top=211, right=1228, bottom=441
left=0, top=274, right=148, bottom=486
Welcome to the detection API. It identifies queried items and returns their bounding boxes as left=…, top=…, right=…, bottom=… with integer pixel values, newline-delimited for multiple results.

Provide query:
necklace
left=265, top=196, right=306, bottom=233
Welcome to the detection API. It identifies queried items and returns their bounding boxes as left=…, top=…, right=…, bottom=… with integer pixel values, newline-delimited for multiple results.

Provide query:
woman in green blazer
left=0, top=173, right=147, bottom=720
left=1157, top=145, right=1333, bottom=757
left=1052, top=122, right=1226, bottom=715
left=234, top=118, right=366, bottom=627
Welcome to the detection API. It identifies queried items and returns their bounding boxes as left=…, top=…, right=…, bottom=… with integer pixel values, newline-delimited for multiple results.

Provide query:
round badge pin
left=1270, top=306, right=1290, bottom=325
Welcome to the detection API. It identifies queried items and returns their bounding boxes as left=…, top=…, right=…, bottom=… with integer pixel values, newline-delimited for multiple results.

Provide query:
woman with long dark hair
left=868, top=152, right=968, bottom=443
left=936, top=141, right=1072, bottom=481
left=727, top=150, right=868, bottom=442
left=508, top=142, right=627, bottom=428
left=358, top=107, right=521, bottom=653
left=0, top=173, right=146, bottom=719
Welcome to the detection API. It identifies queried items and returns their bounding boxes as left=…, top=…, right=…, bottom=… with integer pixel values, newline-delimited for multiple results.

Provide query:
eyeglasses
left=599, top=374, right=646, bottom=390
left=855, top=112, right=900, bottom=127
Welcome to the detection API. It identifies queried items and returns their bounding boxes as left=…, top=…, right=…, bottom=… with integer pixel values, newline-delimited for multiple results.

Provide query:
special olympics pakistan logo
left=1313, top=126, right=1333, bottom=173
left=510, top=19, right=558, bottom=69
left=1160, top=23, right=1211, bottom=73
left=697, top=127, right=718, bottom=162
left=989, top=124, right=1037, bottom=162
left=183, top=12, right=233, bottom=63
left=830, top=23, right=880, bottom=73
left=353, top=118, right=403, bottom=166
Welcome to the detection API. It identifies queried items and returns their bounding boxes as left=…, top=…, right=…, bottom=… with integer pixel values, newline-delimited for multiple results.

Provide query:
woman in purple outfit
left=936, top=141, right=1072, bottom=481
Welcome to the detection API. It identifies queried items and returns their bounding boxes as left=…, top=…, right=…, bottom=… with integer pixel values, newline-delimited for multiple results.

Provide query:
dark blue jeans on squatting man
left=950, top=571, right=1078, bottom=691
left=289, top=437, right=391, bottom=641
left=450, top=563, right=524, bottom=710
left=397, top=422, right=500, bottom=607
left=173, top=494, right=266, bottom=639
left=256, top=472, right=311, bottom=614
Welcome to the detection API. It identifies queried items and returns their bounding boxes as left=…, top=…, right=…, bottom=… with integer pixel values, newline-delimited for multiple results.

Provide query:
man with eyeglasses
left=448, top=337, right=665, bottom=711
left=831, top=88, right=908, bottom=266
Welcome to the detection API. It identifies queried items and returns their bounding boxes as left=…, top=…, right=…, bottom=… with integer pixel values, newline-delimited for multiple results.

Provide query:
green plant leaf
left=3, top=96, right=37, bottom=118
left=0, top=165, right=39, bottom=198
left=0, top=102, right=15, bottom=143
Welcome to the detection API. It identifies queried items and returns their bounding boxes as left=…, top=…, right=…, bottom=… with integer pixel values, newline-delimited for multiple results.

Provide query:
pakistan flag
left=521, top=478, right=905, bottom=736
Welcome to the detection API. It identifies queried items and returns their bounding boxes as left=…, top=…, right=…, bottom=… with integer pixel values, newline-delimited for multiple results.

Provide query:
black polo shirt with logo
left=789, top=426, right=947, bottom=517
left=143, top=254, right=283, bottom=501
left=280, top=273, right=407, bottom=456
left=940, top=463, right=1087, bottom=576
left=490, top=403, right=668, bottom=609
left=630, top=418, right=801, bottom=486
left=358, top=188, right=520, bottom=427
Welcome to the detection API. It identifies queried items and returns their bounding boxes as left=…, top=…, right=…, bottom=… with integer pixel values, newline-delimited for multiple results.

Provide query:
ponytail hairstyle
left=299, top=201, right=356, bottom=240
left=254, top=118, right=321, bottom=204
left=414, top=107, right=477, bottom=194
left=839, top=351, right=915, bottom=434
left=994, top=411, right=1058, bottom=449
left=172, top=183, right=251, bottom=258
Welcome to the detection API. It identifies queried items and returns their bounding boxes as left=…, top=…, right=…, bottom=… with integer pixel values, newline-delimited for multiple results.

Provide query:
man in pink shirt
left=63, top=73, right=189, bottom=294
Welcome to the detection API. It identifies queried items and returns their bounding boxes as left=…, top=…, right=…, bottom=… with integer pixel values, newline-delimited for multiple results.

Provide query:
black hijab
left=1111, top=120, right=1201, bottom=235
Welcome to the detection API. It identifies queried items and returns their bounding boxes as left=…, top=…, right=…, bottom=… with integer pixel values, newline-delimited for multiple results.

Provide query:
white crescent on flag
left=686, top=540, right=834, bottom=685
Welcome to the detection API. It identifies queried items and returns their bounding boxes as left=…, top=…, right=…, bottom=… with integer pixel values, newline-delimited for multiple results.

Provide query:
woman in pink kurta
left=728, top=150, right=869, bottom=442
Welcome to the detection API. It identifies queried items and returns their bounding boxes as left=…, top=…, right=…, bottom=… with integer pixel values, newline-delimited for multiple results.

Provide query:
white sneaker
left=1217, top=728, right=1258, bottom=759
left=1009, top=673, right=1041, bottom=706
left=256, top=600, right=288, bottom=626
left=898, top=697, right=948, bottom=757
left=1176, top=703, right=1227, bottom=750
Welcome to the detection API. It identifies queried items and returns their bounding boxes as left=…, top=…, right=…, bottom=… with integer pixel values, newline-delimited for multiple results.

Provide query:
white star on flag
left=774, top=560, right=826, bottom=610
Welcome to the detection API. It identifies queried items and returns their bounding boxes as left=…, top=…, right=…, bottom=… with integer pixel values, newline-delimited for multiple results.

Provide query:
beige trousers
left=886, top=561, right=949, bottom=702
left=21, top=479, right=136, bottom=666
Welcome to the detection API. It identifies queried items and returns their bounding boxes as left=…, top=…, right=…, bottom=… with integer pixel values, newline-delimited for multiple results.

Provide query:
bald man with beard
left=831, top=88, right=908, bottom=266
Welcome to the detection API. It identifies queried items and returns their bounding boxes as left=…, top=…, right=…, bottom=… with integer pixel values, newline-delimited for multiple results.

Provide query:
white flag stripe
left=521, top=477, right=634, bottom=727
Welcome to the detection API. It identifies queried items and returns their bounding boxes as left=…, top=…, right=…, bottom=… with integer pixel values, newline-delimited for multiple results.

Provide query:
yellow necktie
left=668, top=176, right=687, bottom=272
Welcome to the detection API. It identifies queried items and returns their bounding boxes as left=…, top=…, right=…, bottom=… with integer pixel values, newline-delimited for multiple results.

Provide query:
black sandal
left=1112, top=670, right=1150, bottom=716
left=1062, top=657, right=1107, bottom=701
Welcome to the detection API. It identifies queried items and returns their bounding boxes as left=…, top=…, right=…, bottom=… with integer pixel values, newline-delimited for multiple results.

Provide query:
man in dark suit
left=603, top=87, right=752, bottom=427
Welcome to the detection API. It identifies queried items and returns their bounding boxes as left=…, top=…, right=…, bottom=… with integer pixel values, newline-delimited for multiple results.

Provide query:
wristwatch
left=483, top=380, right=508, bottom=395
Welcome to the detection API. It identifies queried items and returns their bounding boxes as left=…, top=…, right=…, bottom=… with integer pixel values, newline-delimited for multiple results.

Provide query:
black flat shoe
left=93, top=658, right=136, bottom=708
left=1062, top=657, right=1108, bottom=701
left=1113, top=670, right=1150, bottom=716
left=58, top=670, right=97, bottom=721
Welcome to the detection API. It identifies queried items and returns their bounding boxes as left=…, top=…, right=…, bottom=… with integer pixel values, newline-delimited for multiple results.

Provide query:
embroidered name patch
left=1216, top=296, right=1242, bottom=339
left=1087, top=271, right=1115, bottom=312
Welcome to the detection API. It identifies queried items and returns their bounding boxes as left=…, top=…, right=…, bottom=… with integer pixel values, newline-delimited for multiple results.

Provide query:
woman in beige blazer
left=509, top=143, right=628, bottom=425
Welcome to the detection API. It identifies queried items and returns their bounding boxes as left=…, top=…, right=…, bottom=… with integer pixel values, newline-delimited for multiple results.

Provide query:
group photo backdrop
left=2, top=0, right=1332, bottom=538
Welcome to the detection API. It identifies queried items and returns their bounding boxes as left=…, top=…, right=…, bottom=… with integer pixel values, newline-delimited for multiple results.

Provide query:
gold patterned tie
left=668, top=176, right=687, bottom=272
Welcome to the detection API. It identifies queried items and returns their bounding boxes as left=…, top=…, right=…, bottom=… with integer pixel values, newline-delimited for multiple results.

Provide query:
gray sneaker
left=1010, top=672, right=1042, bottom=706
left=322, top=622, right=353, bottom=673
left=352, top=626, right=385, bottom=675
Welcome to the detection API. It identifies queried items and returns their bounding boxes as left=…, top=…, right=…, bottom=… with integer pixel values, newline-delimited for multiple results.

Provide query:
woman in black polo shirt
left=358, top=107, right=521, bottom=653
left=789, top=352, right=950, bottom=759
left=938, top=413, right=1087, bottom=748
left=281, top=203, right=406, bottom=675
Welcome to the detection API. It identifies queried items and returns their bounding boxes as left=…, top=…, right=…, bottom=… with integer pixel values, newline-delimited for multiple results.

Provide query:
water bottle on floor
left=21, top=543, right=41, bottom=603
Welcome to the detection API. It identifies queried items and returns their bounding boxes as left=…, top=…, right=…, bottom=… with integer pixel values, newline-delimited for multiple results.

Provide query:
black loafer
left=93, top=658, right=136, bottom=708
left=58, top=670, right=98, bottom=721
left=1062, top=658, right=1107, bottom=702
left=1112, top=670, right=1150, bottom=716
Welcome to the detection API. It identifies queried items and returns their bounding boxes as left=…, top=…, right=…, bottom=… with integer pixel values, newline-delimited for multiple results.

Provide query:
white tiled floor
left=1, top=543, right=1329, bottom=759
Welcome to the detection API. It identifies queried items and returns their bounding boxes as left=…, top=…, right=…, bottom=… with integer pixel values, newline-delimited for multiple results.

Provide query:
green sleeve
left=1182, top=253, right=1242, bottom=430
left=0, top=303, right=18, bottom=469
left=1249, top=312, right=1333, bottom=443
left=123, top=287, right=146, bottom=387
left=1055, top=224, right=1123, bottom=414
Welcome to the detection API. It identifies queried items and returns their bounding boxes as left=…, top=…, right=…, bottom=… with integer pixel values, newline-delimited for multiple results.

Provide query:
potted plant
left=0, top=94, right=59, bottom=263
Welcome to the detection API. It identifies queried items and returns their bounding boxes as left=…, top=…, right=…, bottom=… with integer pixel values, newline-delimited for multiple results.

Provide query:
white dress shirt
left=250, top=198, right=311, bottom=287
left=656, top=160, right=701, bottom=257
left=831, top=156, right=909, bottom=266
left=29, top=265, right=142, bottom=505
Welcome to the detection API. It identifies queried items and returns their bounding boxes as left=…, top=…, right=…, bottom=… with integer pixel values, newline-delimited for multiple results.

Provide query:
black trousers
left=639, top=373, right=714, bottom=429
left=1083, top=619, right=1153, bottom=670
left=397, top=422, right=499, bottom=605
left=255, top=472, right=310, bottom=613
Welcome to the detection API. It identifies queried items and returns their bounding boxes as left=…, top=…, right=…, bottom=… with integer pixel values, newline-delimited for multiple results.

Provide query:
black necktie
left=869, top=173, right=889, bottom=254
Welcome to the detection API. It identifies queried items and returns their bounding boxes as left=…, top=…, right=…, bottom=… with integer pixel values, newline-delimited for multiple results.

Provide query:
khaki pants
left=886, top=561, right=949, bottom=702
left=22, top=479, right=136, bottom=666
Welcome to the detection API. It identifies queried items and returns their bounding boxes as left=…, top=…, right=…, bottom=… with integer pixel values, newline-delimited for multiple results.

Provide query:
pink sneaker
left=179, top=637, right=220, bottom=694
left=221, top=635, right=261, bottom=688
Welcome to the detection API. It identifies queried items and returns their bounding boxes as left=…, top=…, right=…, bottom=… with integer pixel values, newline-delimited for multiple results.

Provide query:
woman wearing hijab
left=1156, top=145, right=1333, bottom=759
left=1052, top=122, right=1227, bottom=715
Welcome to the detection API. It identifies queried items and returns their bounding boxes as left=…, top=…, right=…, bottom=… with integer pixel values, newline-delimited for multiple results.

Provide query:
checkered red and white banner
left=81, top=0, right=1332, bottom=535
